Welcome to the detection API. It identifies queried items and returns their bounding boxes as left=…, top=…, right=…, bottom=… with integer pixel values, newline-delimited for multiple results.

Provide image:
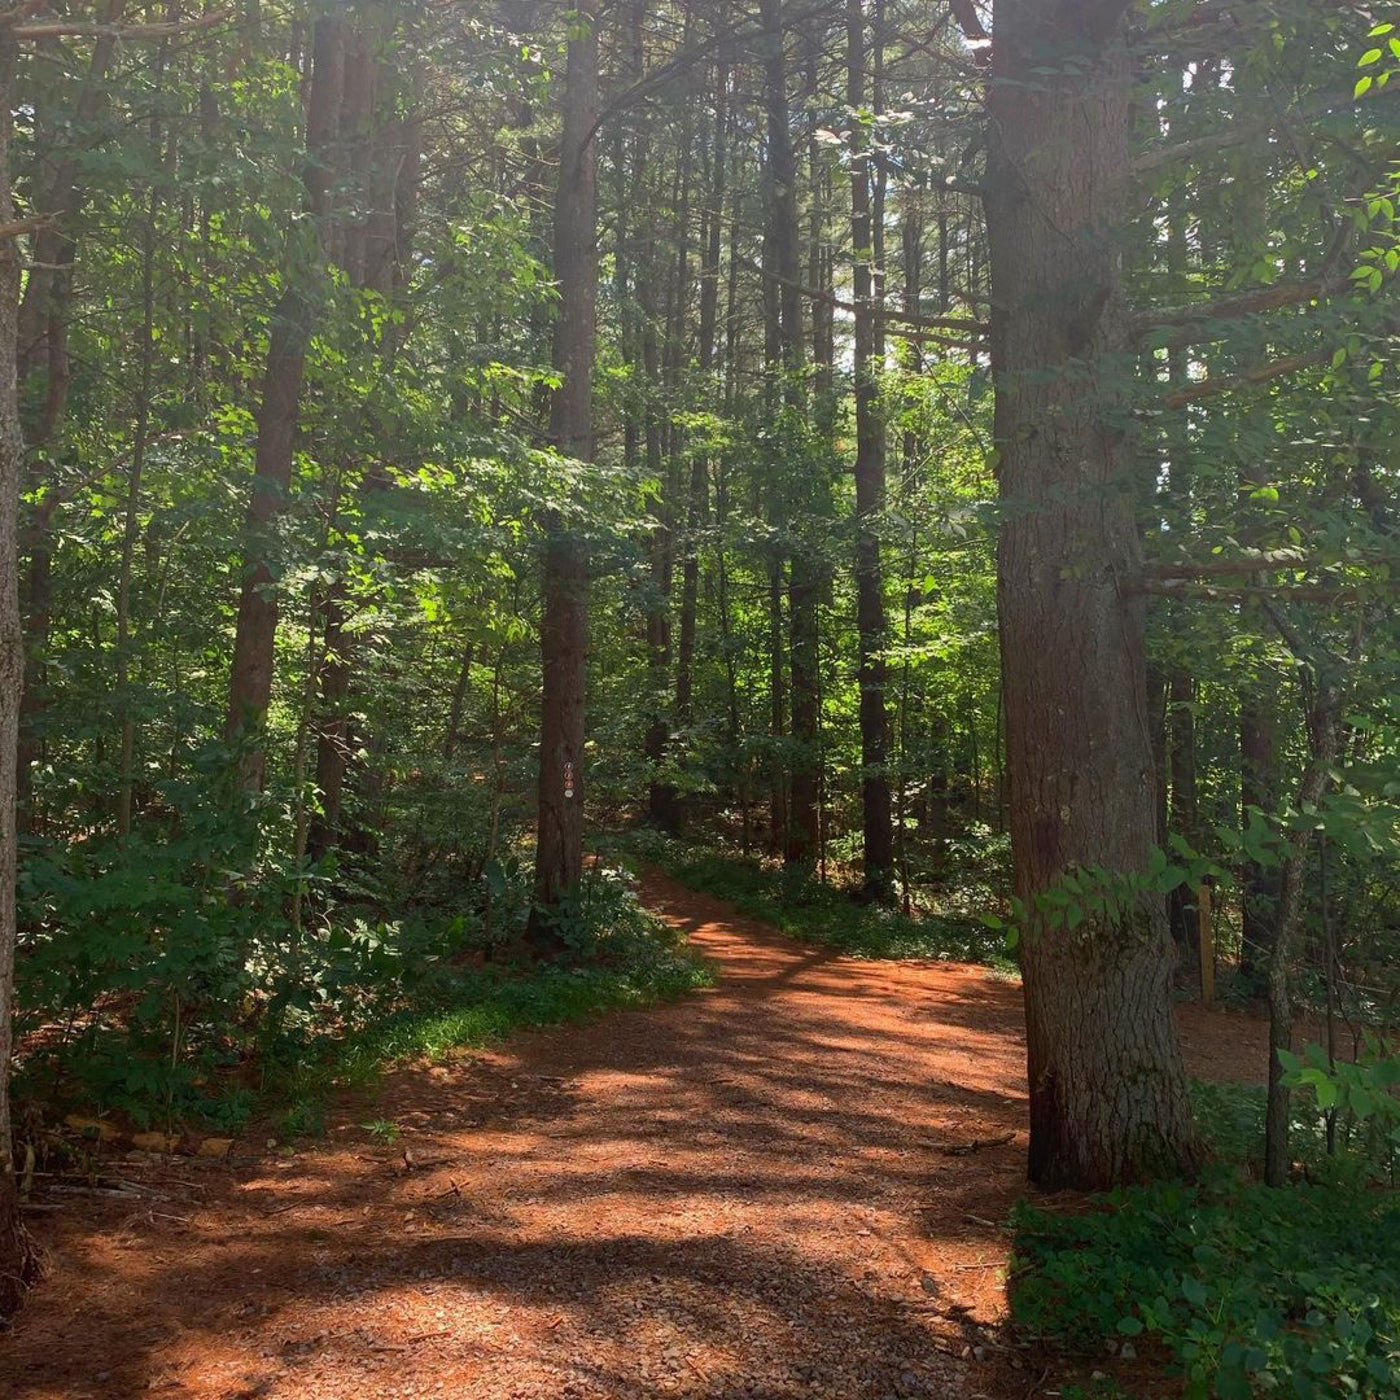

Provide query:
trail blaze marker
left=564, top=760, right=575, bottom=799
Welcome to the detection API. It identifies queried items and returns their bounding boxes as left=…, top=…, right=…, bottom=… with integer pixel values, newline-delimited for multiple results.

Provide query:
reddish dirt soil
left=4, top=869, right=1271, bottom=1400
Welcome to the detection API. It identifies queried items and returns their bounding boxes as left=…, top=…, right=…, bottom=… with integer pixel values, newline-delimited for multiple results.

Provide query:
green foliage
left=1015, top=1075, right=1400, bottom=1398
left=270, top=908, right=712, bottom=1141
left=17, top=820, right=710, bottom=1134
left=1281, top=1038, right=1400, bottom=1176
left=1013, top=1178, right=1400, bottom=1399
left=613, top=831, right=1015, bottom=969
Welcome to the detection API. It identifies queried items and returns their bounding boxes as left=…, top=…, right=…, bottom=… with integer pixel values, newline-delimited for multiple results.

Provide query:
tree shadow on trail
left=7, top=868, right=1031, bottom=1399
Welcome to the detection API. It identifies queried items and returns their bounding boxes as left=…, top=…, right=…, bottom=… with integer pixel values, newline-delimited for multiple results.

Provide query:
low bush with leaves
left=15, top=792, right=711, bottom=1135
left=1013, top=1177, right=1400, bottom=1399
left=1015, top=1071, right=1400, bottom=1397
left=609, top=830, right=1015, bottom=968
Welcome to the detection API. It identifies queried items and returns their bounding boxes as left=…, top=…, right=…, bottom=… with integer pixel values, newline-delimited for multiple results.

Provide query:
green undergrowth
left=1013, top=1081, right=1400, bottom=1399
left=601, top=829, right=1016, bottom=971
left=270, top=937, right=714, bottom=1140
left=17, top=837, right=712, bottom=1142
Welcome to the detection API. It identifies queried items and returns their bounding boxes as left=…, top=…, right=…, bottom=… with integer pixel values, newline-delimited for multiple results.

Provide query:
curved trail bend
left=7, top=868, right=1254, bottom=1400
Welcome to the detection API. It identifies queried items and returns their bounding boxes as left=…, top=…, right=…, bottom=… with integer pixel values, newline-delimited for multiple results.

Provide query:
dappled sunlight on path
left=8, top=868, right=1263, bottom=1399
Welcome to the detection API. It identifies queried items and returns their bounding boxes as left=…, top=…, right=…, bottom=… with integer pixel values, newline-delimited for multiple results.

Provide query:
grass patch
left=603, top=831, right=1016, bottom=970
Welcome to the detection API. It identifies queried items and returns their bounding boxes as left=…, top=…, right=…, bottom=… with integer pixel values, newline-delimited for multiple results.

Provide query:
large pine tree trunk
left=225, top=17, right=345, bottom=791
left=985, top=0, right=1201, bottom=1188
left=529, top=0, right=597, bottom=935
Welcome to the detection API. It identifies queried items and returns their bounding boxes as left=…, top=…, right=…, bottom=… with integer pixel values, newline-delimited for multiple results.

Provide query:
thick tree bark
left=986, top=0, right=1201, bottom=1188
left=528, top=0, right=597, bottom=936
left=225, top=17, right=346, bottom=791
left=847, top=0, right=893, bottom=900
left=0, top=30, right=40, bottom=1316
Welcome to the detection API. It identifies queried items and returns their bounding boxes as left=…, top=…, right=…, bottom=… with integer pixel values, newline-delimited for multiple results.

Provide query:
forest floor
left=6, top=868, right=1266, bottom=1400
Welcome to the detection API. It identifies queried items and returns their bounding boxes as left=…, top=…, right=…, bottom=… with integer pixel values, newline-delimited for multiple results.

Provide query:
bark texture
left=759, top=0, right=818, bottom=864
left=529, top=0, right=597, bottom=930
left=985, top=0, right=1201, bottom=1188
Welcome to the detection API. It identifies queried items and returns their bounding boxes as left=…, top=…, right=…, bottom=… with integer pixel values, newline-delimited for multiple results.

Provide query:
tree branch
left=1131, top=579, right=1361, bottom=603
left=1134, top=80, right=1399, bottom=175
left=9, top=6, right=232, bottom=40
left=1144, top=549, right=1350, bottom=579
left=1135, top=276, right=1350, bottom=339
left=1163, top=349, right=1329, bottom=407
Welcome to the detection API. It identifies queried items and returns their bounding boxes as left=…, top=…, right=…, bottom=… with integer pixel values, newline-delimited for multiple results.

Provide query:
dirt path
left=6, top=870, right=1261, bottom=1400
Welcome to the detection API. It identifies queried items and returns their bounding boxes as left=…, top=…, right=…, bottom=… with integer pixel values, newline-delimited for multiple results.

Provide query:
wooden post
left=1198, top=883, right=1215, bottom=1007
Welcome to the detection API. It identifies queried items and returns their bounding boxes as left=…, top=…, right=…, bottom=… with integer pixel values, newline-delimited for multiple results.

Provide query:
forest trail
left=8, top=870, right=1259, bottom=1400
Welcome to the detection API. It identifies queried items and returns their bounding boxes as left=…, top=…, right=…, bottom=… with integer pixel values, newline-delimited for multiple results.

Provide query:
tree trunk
left=675, top=58, right=728, bottom=733
left=0, top=29, right=41, bottom=1316
left=308, top=39, right=414, bottom=865
left=528, top=0, right=597, bottom=939
left=1263, top=691, right=1339, bottom=1186
left=1167, top=668, right=1198, bottom=948
left=640, top=188, right=676, bottom=832
left=225, top=17, right=346, bottom=792
left=847, top=0, right=893, bottom=900
left=15, top=4, right=127, bottom=832
left=306, top=578, right=350, bottom=865
left=1238, top=673, right=1279, bottom=980
left=985, top=0, right=1201, bottom=1188
left=759, top=0, right=817, bottom=864
left=443, top=637, right=475, bottom=761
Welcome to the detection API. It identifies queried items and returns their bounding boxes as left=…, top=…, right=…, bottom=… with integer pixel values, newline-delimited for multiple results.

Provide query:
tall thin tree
left=528, top=0, right=598, bottom=939
left=224, top=17, right=346, bottom=792
left=847, top=0, right=893, bottom=900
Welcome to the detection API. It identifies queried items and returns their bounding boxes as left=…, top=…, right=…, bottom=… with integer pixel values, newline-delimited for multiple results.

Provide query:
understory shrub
left=15, top=787, right=710, bottom=1133
left=1016, top=1075, right=1400, bottom=1398
left=1013, top=1176, right=1400, bottom=1399
left=607, top=830, right=1015, bottom=969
